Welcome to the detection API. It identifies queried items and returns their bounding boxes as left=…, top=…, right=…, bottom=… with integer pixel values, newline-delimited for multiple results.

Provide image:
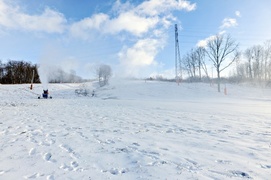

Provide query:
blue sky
left=0, top=0, right=271, bottom=79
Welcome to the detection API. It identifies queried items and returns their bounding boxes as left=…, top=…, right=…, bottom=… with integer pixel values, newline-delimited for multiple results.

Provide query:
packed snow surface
left=0, top=79, right=271, bottom=179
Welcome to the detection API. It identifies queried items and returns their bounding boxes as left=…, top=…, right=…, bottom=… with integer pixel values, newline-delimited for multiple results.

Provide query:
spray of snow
left=38, top=47, right=57, bottom=90
left=38, top=63, right=49, bottom=90
left=38, top=45, right=82, bottom=89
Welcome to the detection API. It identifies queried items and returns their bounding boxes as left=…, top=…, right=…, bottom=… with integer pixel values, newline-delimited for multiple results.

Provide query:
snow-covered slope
left=0, top=80, right=271, bottom=179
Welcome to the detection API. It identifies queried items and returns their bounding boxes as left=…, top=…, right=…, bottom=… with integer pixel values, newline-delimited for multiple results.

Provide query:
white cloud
left=220, top=18, right=238, bottom=29
left=18, top=8, right=66, bottom=33
left=0, top=1, right=17, bottom=29
left=111, top=0, right=132, bottom=14
left=104, top=11, right=159, bottom=36
left=117, top=38, right=166, bottom=77
left=197, top=31, right=225, bottom=48
left=70, top=0, right=196, bottom=38
left=118, top=38, right=160, bottom=67
left=235, top=11, right=241, bottom=17
left=136, top=0, right=196, bottom=16
left=197, top=35, right=216, bottom=48
left=0, top=0, right=66, bottom=33
left=178, top=0, right=197, bottom=11
left=70, top=13, right=109, bottom=39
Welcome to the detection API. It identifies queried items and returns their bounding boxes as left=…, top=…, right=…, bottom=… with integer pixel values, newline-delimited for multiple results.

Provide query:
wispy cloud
left=219, top=10, right=241, bottom=30
left=220, top=18, right=238, bottom=29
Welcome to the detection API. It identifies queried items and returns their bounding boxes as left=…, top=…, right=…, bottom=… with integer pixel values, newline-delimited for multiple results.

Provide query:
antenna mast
left=175, top=24, right=181, bottom=80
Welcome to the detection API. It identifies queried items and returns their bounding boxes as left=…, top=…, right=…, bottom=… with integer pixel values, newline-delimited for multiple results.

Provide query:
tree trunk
left=217, top=68, right=221, bottom=92
left=199, top=65, right=202, bottom=81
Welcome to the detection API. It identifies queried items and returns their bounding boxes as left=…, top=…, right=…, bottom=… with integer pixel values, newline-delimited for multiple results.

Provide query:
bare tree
left=195, top=47, right=206, bottom=80
left=205, top=34, right=239, bottom=92
left=244, top=48, right=254, bottom=79
left=184, top=54, right=192, bottom=80
left=242, top=42, right=271, bottom=83
left=201, top=60, right=209, bottom=79
left=250, top=46, right=263, bottom=80
left=188, top=49, right=198, bottom=78
left=263, top=40, right=271, bottom=81
left=183, top=49, right=199, bottom=81
left=96, top=64, right=112, bottom=87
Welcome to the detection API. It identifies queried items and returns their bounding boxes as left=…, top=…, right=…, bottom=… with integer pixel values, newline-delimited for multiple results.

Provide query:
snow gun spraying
left=38, top=89, right=52, bottom=99
left=37, top=61, right=53, bottom=99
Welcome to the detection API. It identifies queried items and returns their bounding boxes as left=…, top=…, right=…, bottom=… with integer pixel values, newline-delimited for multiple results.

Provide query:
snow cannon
left=38, top=89, right=52, bottom=99
left=43, top=89, right=49, bottom=98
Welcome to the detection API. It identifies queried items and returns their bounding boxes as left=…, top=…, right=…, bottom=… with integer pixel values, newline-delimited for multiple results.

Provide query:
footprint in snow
left=230, top=170, right=251, bottom=178
left=148, top=160, right=168, bottom=166
left=261, top=164, right=271, bottom=169
left=77, top=132, right=88, bottom=140
left=215, top=159, right=232, bottom=164
left=46, top=175, right=54, bottom=180
left=166, top=129, right=175, bottom=133
left=132, top=142, right=140, bottom=146
left=43, top=153, right=53, bottom=161
left=39, top=141, right=51, bottom=146
left=59, top=144, right=80, bottom=159
left=106, top=139, right=115, bottom=144
left=45, top=138, right=55, bottom=145
left=60, top=163, right=73, bottom=171
left=102, top=168, right=128, bottom=175
left=71, top=161, right=79, bottom=168
left=29, top=148, right=36, bottom=156
left=24, top=172, right=44, bottom=179
left=2, top=130, right=8, bottom=135
left=46, top=133, right=57, bottom=137
left=59, top=144, right=73, bottom=153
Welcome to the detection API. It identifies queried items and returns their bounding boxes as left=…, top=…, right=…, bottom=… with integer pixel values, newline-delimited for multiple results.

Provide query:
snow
left=0, top=79, right=271, bottom=179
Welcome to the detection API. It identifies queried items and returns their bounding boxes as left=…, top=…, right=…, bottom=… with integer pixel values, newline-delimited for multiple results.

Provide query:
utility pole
left=175, top=24, right=181, bottom=81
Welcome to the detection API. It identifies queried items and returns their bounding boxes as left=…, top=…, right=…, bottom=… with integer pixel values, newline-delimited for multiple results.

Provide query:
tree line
left=233, top=41, right=271, bottom=83
left=0, top=60, right=85, bottom=84
left=0, top=60, right=40, bottom=84
left=180, top=34, right=271, bottom=91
